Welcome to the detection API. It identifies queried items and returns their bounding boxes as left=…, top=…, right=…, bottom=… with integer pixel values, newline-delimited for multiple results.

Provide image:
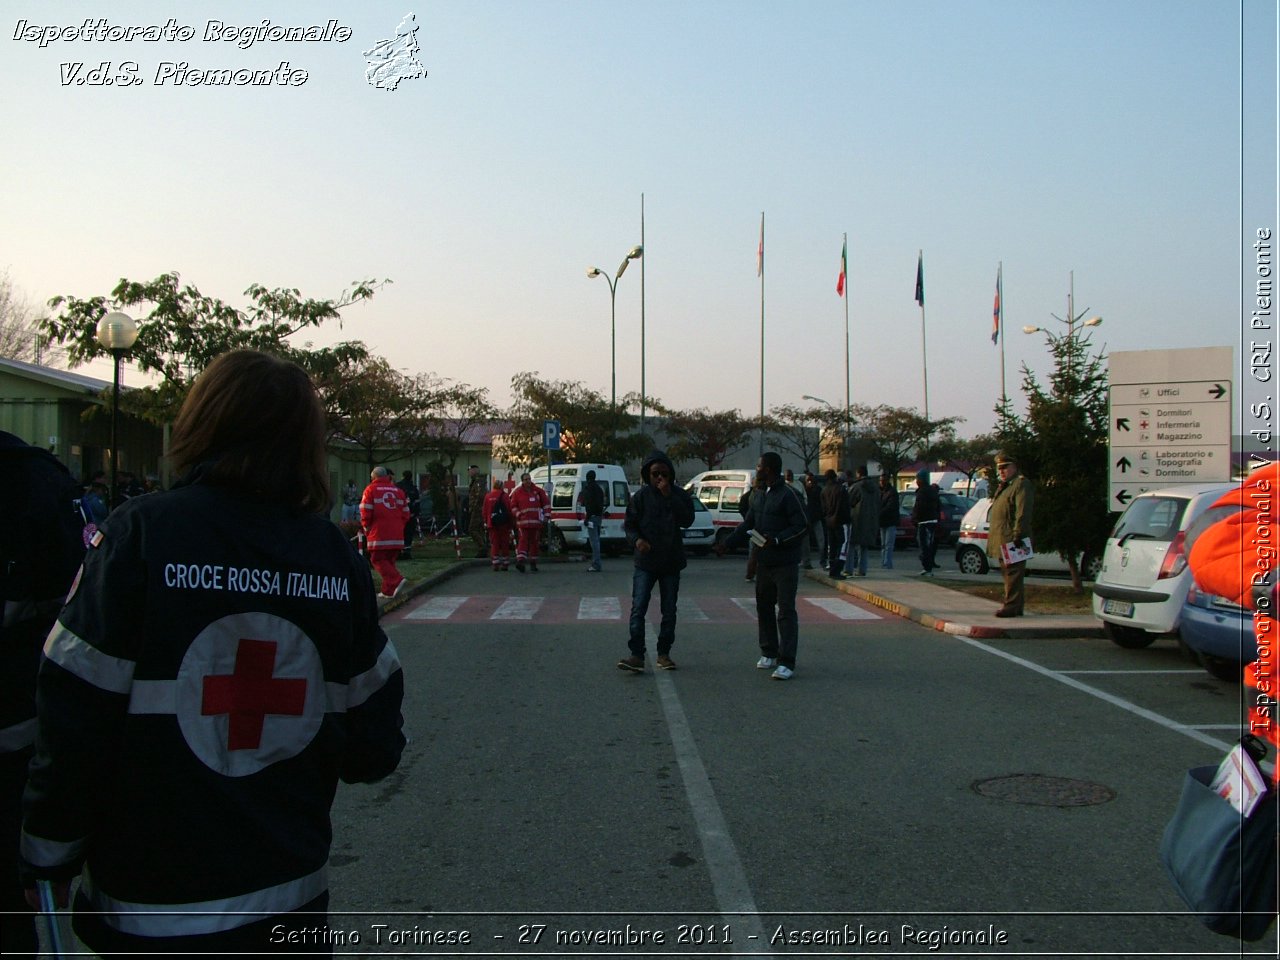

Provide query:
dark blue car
left=1180, top=582, right=1255, bottom=682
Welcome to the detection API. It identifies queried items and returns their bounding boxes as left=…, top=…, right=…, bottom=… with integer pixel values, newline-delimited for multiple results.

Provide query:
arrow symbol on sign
left=1116, top=456, right=1131, bottom=472
left=1116, top=417, right=1130, bottom=431
left=1116, top=489, right=1132, bottom=505
left=1208, top=383, right=1226, bottom=399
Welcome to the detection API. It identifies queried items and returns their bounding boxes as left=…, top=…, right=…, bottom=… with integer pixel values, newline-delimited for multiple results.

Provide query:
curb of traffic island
left=803, top=569, right=1102, bottom=640
left=377, top=559, right=485, bottom=617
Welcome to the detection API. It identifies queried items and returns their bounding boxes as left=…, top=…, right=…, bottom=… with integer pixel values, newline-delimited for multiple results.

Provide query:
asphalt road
left=324, top=555, right=1261, bottom=958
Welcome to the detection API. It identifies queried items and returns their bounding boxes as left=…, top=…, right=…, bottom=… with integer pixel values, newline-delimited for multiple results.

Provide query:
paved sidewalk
left=804, top=564, right=1104, bottom=639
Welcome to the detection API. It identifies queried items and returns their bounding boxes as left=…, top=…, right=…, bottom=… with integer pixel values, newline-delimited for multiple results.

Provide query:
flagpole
left=917, top=249, right=929, bottom=426
left=640, top=192, right=646, bottom=436
left=998, top=261, right=1007, bottom=413
left=843, top=232, right=850, bottom=438
left=759, top=211, right=765, bottom=456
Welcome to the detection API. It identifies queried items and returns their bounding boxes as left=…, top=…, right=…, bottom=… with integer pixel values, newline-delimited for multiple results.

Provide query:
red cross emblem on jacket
left=201, top=638, right=307, bottom=750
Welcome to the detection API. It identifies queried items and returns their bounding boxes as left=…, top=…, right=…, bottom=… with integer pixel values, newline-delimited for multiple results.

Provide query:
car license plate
left=1103, top=598, right=1134, bottom=618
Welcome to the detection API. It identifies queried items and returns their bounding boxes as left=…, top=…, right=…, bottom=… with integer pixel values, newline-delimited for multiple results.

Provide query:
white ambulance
left=529, top=463, right=632, bottom=553
left=684, top=469, right=756, bottom=545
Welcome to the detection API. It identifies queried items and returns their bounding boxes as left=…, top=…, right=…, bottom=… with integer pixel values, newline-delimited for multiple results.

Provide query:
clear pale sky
left=3, top=1, right=1275, bottom=437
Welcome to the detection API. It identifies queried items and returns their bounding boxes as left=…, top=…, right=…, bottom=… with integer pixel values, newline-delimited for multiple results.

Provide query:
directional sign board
left=1107, top=347, right=1231, bottom=511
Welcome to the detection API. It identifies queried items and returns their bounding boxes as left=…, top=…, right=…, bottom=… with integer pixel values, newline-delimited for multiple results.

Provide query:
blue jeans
left=880, top=526, right=896, bottom=567
left=918, top=522, right=938, bottom=572
left=629, top=567, right=680, bottom=657
left=586, top=516, right=602, bottom=569
left=756, top=562, right=799, bottom=668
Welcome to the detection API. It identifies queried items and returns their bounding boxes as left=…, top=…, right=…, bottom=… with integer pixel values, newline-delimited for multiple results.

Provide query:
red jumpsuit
left=483, top=487, right=514, bottom=570
left=509, top=481, right=550, bottom=569
left=1187, top=463, right=1279, bottom=781
left=360, top=475, right=410, bottom=596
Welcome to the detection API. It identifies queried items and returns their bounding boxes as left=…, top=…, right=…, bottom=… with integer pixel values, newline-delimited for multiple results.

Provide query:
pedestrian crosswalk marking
left=404, top=596, right=469, bottom=620
left=804, top=597, right=882, bottom=620
left=578, top=597, right=621, bottom=619
left=492, top=596, right=545, bottom=620
left=681, top=600, right=709, bottom=622
left=395, top=594, right=880, bottom=624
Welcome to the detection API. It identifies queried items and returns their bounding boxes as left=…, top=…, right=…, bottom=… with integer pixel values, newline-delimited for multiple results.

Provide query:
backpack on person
left=489, top=495, right=510, bottom=527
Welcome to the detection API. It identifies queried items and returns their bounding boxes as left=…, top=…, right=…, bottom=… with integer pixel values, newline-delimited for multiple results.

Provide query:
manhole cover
left=972, top=774, right=1115, bottom=807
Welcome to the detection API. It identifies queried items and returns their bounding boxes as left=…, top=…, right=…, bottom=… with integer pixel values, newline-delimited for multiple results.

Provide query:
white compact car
left=952, top=499, right=1102, bottom=579
left=1090, top=482, right=1238, bottom=649
left=681, top=497, right=717, bottom=554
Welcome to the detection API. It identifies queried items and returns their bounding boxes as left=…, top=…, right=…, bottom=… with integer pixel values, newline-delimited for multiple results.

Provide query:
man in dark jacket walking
left=911, top=469, right=942, bottom=576
left=618, top=451, right=695, bottom=673
left=716, top=452, right=809, bottom=680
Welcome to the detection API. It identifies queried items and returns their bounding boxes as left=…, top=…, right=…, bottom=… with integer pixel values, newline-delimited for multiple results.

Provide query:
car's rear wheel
left=1198, top=652, right=1245, bottom=683
left=543, top=524, right=567, bottom=556
left=956, top=545, right=988, bottom=575
left=1104, top=620, right=1157, bottom=649
left=1081, top=553, right=1103, bottom=581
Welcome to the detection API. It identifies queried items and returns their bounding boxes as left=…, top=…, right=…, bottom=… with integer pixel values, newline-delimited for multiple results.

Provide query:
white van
left=685, top=469, right=756, bottom=545
left=529, top=463, right=632, bottom=552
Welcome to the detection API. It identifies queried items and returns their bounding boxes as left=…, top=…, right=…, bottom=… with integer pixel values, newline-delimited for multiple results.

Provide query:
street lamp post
left=803, top=393, right=839, bottom=472
left=586, top=244, right=643, bottom=411
left=96, top=311, right=138, bottom=510
left=1022, top=273, right=1102, bottom=396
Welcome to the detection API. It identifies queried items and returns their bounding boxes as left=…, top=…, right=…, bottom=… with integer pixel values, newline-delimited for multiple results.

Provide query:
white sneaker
left=770, top=665, right=794, bottom=681
left=756, top=656, right=777, bottom=670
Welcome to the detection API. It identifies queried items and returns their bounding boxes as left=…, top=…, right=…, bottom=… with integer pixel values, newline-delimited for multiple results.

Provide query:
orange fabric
left=1187, top=463, right=1279, bottom=778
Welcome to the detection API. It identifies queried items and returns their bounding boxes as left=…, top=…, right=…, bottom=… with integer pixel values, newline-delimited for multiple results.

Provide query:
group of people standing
left=808, top=466, right=937, bottom=578
left=479, top=471, right=551, bottom=573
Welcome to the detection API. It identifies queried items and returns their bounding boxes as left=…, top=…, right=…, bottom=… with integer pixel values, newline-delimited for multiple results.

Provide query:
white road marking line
left=803, top=597, right=882, bottom=620
left=681, top=600, right=709, bottom=621
left=1060, top=669, right=1204, bottom=675
left=404, top=596, right=469, bottom=620
left=731, top=598, right=758, bottom=620
left=956, top=636, right=1234, bottom=753
left=491, top=596, right=544, bottom=620
left=648, top=626, right=768, bottom=953
left=578, top=596, right=621, bottom=619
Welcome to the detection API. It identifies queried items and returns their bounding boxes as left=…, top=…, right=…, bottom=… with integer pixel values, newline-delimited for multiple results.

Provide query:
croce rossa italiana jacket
left=20, top=470, right=406, bottom=944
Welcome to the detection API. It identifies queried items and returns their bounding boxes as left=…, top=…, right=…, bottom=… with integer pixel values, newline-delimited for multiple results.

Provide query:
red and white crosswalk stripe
left=400, top=595, right=881, bottom=624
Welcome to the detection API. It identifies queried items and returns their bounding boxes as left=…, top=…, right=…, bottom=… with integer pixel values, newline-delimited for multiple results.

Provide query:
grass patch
left=934, top=580, right=1094, bottom=615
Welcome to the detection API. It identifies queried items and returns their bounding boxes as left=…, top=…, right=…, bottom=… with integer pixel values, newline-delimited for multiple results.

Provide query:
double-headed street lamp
left=1022, top=316, right=1102, bottom=337
left=586, top=244, right=643, bottom=410
left=95, top=311, right=138, bottom=510
left=1022, top=273, right=1103, bottom=395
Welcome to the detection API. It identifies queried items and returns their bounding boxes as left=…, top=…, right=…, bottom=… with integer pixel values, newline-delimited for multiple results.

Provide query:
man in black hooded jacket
left=618, top=450, right=694, bottom=673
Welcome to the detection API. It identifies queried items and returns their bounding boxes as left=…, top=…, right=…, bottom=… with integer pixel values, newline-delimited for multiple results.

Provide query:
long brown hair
left=168, top=350, right=330, bottom=512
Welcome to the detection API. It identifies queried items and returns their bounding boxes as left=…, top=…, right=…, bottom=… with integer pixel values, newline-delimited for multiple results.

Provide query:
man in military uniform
left=986, top=451, right=1034, bottom=617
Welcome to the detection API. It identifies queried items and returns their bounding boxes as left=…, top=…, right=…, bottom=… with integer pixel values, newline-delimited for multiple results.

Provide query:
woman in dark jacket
left=20, top=351, right=406, bottom=956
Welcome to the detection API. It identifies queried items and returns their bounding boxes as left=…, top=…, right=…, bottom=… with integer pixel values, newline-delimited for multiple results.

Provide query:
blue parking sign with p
left=543, top=419, right=561, bottom=450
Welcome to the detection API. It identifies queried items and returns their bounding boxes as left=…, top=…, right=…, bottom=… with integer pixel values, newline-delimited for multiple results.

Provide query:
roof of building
left=0, top=356, right=111, bottom=397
